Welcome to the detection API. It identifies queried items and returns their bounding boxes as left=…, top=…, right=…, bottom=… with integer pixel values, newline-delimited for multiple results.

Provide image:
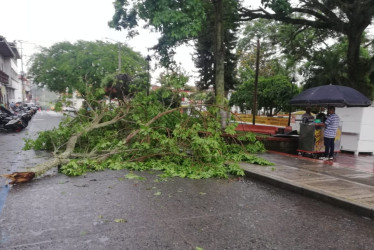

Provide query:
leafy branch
left=24, top=90, right=273, bottom=179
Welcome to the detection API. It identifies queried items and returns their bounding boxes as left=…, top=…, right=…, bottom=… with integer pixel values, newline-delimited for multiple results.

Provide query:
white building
left=0, top=36, right=21, bottom=106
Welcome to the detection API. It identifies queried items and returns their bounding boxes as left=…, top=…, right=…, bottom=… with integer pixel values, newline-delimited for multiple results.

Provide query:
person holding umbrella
left=318, top=106, right=340, bottom=160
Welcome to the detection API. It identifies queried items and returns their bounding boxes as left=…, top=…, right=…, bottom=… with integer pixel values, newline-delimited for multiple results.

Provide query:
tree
left=260, top=75, right=298, bottom=115
left=240, top=0, right=374, bottom=97
left=237, top=18, right=332, bottom=73
left=229, top=68, right=298, bottom=115
left=232, top=18, right=300, bottom=115
left=155, top=68, right=190, bottom=108
left=29, top=40, right=148, bottom=96
left=10, top=4, right=279, bottom=183
left=20, top=90, right=272, bottom=182
left=109, top=0, right=229, bottom=127
left=238, top=18, right=335, bottom=92
left=102, top=73, right=142, bottom=100
left=300, top=38, right=348, bottom=89
left=194, top=0, right=239, bottom=94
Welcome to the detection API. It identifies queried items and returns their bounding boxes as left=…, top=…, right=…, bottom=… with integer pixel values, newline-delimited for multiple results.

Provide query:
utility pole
left=18, top=40, right=25, bottom=103
left=252, top=38, right=260, bottom=125
left=117, top=43, right=121, bottom=72
left=146, top=55, right=151, bottom=96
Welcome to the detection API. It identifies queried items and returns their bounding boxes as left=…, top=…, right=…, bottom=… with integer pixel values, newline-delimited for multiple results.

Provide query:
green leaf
left=125, top=173, right=146, bottom=180
left=114, top=218, right=127, bottom=223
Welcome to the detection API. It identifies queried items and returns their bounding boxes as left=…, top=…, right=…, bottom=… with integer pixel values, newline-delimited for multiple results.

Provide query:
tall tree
left=240, top=0, right=374, bottom=98
left=300, top=37, right=349, bottom=89
left=194, top=0, right=239, bottom=95
left=29, top=40, right=148, bottom=96
left=230, top=55, right=299, bottom=115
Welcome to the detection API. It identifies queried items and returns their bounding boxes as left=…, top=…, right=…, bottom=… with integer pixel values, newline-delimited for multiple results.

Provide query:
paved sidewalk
left=241, top=151, right=374, bottom=218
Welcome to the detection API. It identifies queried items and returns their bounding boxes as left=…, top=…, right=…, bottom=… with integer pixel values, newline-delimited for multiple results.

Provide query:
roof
left=0, top=37, right=16, bottom=58
left=8, top=42, right=21, bottom=59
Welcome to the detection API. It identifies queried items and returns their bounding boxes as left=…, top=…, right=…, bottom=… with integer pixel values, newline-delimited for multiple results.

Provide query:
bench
left=235, top=124, right=279, bottom=135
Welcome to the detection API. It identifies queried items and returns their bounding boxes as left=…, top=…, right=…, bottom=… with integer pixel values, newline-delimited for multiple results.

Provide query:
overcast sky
left=1, top=0, right=158, bottom=62
left=1, top=0, right=261, bottom=84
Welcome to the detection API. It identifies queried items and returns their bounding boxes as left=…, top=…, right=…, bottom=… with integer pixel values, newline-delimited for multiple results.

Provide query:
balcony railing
left=0, top=70, right=9, bottom=84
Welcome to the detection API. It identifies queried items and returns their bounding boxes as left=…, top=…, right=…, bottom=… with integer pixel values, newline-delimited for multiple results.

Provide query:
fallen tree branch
left=8, top=107, right=130, bottom=182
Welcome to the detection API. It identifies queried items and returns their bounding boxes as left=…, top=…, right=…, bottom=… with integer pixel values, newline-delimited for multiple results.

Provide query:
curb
left=242, top=165, right=374, bottom=219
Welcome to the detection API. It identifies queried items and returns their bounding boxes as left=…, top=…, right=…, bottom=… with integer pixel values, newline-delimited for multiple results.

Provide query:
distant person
left=319, top=106, right=340, bottom=160
left=316, top=107, right=327, bottom=123
left=301, top=107, right=314, bottom=123
left=10, top=102, right=15, bottom=111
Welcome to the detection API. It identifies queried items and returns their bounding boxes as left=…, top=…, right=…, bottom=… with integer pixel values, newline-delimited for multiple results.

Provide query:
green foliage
left=26, top=90, right=272, bottom=179
left=24, top=117, right=76, bottom=151
left=245, top=1, right=374, bottom=98
left=233, top=19, right=304, bottom=114
left=124, top=172, right=146, bottom=180
left=29, top=40, right=147, bottom=96
left=194, top=0, right=239, bottom=92
left=299, top=37, right=372, bottom=92
left=54, top=101, right=63, bottom=112
left=157, top=67, right=189, bottom=89
left=110, top=0, right=207, bottom=66
left=109, top=0, right=230, bottom=112
left=229, top=70, right=299, bottom=115
left=261, top=0, right=291, bottom=16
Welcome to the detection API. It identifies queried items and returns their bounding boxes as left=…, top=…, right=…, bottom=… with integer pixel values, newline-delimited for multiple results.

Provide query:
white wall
left=336, top=106, right=374, bottom=155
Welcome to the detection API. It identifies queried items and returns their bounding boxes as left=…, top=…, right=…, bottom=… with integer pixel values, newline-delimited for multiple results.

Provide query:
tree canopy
left=109, top=0, right=207, bottom=67
left=109, top=0, right=374, bottom=107
left=229, top=18, right=299, bottom=115
left=29, top=40, right=148, bottom=96
left=109, top=0, right=231, bottom=128
left=240, top=0, right=374, bottom=98
left=230, top=66, right=298, bottom=115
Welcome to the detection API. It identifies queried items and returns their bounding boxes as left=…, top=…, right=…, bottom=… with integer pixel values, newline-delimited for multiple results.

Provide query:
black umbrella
left=289, top=84, right=372, bottom=107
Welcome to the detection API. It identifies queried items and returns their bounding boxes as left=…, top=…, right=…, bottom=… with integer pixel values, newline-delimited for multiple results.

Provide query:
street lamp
left=252, top=38, right=260, bottom=125
left=288, top=76, right=296, bottom=126
left=145, top=55, right=151, bottom=96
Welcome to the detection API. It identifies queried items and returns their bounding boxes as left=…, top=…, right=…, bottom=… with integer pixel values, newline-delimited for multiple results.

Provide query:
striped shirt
left=324, top=113, right=339, bottom=138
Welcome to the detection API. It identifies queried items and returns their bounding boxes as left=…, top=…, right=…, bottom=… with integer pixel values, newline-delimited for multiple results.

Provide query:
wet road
left=0, top=110, right=63, bottom=175
left=1, top=111, right=374, bottom=249
left=0, top=111, right=63, bottom=215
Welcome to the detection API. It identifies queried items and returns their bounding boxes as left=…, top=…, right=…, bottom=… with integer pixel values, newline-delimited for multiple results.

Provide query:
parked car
left=63, top=106, right=77, bottom=113
left=23, top=103, right=38, bottom=111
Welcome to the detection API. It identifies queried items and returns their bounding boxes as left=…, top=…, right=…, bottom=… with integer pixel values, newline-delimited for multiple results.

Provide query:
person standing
left=319, top=106, right=340, bottom=160
left=301, top=107, right=314, bottom=123
left=10, top=102, right=15, bottom=111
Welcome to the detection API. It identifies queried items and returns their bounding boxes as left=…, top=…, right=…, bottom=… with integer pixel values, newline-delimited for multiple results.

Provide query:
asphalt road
left=0, top=111, right=374, bottom=250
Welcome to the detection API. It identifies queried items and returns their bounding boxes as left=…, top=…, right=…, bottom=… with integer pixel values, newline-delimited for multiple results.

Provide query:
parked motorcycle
left=0, top=107, right=28, bottom=132
left=13, top=106, right=33, bottom=123
left=0, top=113, right=26, bottom=132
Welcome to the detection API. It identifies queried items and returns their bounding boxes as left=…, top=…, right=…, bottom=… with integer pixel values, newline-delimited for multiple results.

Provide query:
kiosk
left=297, top=122, right=342, bottom=158
left=289, top=84, right=371, bottom=159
